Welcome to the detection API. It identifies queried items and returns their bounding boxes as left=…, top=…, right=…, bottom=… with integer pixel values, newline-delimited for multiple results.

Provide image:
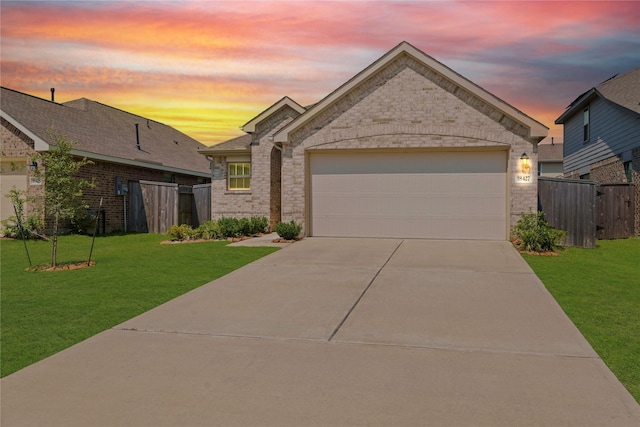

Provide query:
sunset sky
left=1, top=1, right=638, bottom=146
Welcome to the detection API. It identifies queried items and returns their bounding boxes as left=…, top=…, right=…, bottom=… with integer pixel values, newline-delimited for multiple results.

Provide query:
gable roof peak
left=274, top=41, right=548, bottom=142
left=241, top=96, right=306, bottom=133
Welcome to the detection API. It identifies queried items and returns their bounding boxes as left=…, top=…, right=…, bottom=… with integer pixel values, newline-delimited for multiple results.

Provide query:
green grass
left=522, top=238, right=640, bottom=402
left=1, top=233, right=278, bottom=377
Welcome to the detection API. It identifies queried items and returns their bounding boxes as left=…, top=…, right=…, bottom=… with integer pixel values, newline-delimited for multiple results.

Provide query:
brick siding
left=281, top=64, right=538, bottom=235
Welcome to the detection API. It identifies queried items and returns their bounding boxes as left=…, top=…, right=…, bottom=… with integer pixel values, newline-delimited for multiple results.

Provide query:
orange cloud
left=1, top=1, right=637, bottom=146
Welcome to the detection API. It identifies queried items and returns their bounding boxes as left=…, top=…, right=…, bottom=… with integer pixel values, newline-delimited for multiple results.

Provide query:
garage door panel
left=310, top=151, right=507, bottom=240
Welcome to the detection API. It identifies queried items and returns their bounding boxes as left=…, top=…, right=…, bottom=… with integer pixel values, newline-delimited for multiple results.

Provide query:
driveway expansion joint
left=327, top=239, right=404, bottom=342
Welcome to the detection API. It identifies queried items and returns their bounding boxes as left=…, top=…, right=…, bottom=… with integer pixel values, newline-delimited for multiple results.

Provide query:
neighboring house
left=555, top=67, right=640, bottom=235
left=537, top=141, right=564, bottom=177
left=1, top=87, right=211, bottom=233
left=199, top=41, right=548, bottom=240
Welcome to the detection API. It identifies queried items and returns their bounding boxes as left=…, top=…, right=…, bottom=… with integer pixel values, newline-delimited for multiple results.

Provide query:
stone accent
left=590, top=156, right=628, bottom=184
left=281, top=65, right=539, bottom=236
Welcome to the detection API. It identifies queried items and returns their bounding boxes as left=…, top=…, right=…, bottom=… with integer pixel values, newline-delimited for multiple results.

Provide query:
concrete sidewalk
left=2, top=238, right=639, bottom=426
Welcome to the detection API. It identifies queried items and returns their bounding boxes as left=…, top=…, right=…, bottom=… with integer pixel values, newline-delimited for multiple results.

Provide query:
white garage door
left=310, top=150, right=507, bottom=240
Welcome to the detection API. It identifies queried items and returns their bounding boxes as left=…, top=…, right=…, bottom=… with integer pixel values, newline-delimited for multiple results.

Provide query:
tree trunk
left=51, top=213, right=59, bottom=267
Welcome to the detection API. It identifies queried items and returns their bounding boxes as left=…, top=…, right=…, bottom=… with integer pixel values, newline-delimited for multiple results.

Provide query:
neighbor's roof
left=0, top=87, right=211, bottom=176
left=555, top=67, right=640, bottom=124
left=199, top=133, right=252, bottom=156
left=537, top=143, right=563, bottom=162
left=274, top=41, right=548, bottom=143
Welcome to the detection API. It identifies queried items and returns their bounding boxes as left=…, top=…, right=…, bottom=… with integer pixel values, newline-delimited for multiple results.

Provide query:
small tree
left=34, top=134, right=94, bottom=267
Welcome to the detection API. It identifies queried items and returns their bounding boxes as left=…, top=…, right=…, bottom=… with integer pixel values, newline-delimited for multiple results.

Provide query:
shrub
left=1, top=216, right=43, bottom=239
left=218, top=217, right=241, bottom=238
left=238, top=217, right=252, bottom=236
left=511, top=211, right=566, bottom=252
left=166, top=224, right=195, bottom=241
left=249, top=216, right=269, bottom=235
left=275, top=220, right=301, bottom=240
left=196, top=220, right=222, bottom=240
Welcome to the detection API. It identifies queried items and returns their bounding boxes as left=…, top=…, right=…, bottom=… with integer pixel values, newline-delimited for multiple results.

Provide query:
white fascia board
left=71, top=149, right=211, bottom=178
left=0, top=110, right=50, bottom=151
left=242, top=96, right=306, bottom=133
left=274, top=41, right=548, bottom=142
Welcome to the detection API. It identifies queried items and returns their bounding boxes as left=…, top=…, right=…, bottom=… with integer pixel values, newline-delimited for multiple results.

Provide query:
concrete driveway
left=2, top=238, right=639, bottom=426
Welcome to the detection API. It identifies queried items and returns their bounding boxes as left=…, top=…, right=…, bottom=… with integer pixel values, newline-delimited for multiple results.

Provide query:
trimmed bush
left=218, top=217, right=241, bottom=238
left=511, top=211, right=566, bottom=252
left=275, top=220, right=301, bottom=240
left=196, top=220, right=222, bottom=240
left=249, top=216, right=269, bottom=235
left=165, top=224, right=195, bottom=241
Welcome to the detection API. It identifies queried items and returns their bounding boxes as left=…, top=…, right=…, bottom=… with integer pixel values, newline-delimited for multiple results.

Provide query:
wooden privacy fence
left=128, top=181, right=211, bottom=234
left=538, top=177, right=598, bottom=248
left=538, top=177, right=635, bottom=248
left=596, top=184, right=635, bottom=240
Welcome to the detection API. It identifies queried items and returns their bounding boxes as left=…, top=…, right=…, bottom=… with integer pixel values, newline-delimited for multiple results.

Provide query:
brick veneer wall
left=210, top=106, right=299, bottom=224
left=282, top=63, right=539, bottom=236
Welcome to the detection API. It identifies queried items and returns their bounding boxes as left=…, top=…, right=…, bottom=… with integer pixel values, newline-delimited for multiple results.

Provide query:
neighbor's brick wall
left=76, top=161, right=205, bottom=233
left=282, top=64, right=539, bottom=236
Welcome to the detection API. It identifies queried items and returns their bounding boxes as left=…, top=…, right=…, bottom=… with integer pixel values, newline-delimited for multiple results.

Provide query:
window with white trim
left=583, top=106, right=590, bottom=142
left=228, top=162, right=250, bottom=190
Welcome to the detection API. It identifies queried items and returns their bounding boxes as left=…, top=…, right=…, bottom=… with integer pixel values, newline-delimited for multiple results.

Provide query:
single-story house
left=555, top=67, right=640, bottom=235
left=537, top=141, right=564, bottom=178
left=199, top=41, right=548, bottom=240
left=1, top=87, right=211, bottom=233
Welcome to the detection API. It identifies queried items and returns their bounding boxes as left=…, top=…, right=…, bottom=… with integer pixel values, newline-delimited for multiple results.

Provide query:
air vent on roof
left=135, top=123, right=141, bottom=150
left=50, top=88, right=55, bottom=102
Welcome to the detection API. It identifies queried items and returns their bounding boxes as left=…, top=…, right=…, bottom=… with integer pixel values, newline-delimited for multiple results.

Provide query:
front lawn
left=522, top=238, right=640, bottom=402
left=1, top=234, right=278, bottom=377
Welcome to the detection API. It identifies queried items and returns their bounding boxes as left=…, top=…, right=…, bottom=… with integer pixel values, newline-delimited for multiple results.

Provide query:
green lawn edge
left=1, top=234, right=278, bottom=377
left=522, top=238, right=640, bottom=403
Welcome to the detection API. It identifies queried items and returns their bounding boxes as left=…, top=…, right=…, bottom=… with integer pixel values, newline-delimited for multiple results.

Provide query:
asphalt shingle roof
left=537, top=143, right=563, bottom=161
left=1, top=87, right=210, bottom=175
left=596, top=67, right=640, bottom=115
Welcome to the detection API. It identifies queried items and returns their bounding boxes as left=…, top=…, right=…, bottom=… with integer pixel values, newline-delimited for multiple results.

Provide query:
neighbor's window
left=624, top=161, right=633, bottom=183
left=583, top=106, right=590, bottom=142
left=228, top=162, right=250, bottom=190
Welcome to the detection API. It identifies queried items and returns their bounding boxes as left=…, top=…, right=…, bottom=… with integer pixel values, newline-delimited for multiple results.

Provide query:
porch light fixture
left=29, top=160, right=38, bottom=170
left=520, top=153, right=530, bottom=167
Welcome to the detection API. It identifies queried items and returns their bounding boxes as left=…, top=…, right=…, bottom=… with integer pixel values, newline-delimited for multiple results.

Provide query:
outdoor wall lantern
left=29, top=160, right=38, bottom=170
left=520, top=152, right=531, bottom=175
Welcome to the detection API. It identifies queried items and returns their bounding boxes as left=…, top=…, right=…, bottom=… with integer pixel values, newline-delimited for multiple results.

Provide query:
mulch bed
left=28, top=261, right=96, bottom=272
